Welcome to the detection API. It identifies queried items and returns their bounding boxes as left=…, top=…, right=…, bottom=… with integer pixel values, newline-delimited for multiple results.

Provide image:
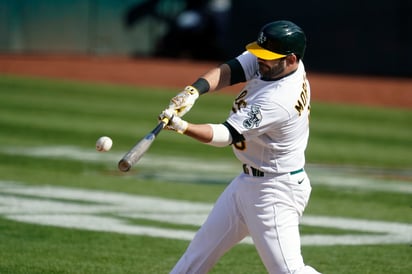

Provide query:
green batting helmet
left=246, top=20, right=306, bottom=60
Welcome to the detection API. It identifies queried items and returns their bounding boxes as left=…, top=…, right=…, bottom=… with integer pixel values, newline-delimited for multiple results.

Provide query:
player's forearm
left=183, top=123, right=232, bottom=147
left=184, top=123, right=214, bottom=143
left=199, top=64, right=231, bottom=92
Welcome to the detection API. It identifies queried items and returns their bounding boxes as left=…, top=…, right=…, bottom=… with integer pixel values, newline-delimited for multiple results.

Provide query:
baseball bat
left=118, top=118, right=169, bottom=172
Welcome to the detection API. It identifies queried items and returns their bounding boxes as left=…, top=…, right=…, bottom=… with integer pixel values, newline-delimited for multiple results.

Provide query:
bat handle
left=152, top=117, right=169, bottom=136
left=161, top=117, right=169, bottom=124
left=160, top=117, right=169, bottom=127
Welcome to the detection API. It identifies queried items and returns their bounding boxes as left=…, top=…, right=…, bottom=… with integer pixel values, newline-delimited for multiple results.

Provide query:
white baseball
left=96, top=136, right=113, bottom=152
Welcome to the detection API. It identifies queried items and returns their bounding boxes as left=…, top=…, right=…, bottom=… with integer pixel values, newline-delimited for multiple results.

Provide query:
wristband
left=191, top=78, right=210, bottom=95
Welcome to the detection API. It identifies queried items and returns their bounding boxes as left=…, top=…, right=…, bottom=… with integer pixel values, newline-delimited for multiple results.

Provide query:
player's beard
left=258, top=59, right=286, bottom=80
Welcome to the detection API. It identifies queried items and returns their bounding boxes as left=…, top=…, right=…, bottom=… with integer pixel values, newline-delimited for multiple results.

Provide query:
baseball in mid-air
left=96, top=136, right=113, bottom=152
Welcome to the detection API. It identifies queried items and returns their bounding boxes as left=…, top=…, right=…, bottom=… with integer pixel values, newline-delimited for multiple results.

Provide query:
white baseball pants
left=170, top=170, right=321, bottom=274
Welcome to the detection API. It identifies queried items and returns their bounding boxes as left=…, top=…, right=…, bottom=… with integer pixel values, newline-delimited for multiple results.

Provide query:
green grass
left=0, top=75, right=411, bottom=274
left=307, top=102, right=411, bottom=168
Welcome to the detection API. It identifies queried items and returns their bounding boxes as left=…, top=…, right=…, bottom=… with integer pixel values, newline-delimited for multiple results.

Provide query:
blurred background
left=1, top=0, right=411, bottom=77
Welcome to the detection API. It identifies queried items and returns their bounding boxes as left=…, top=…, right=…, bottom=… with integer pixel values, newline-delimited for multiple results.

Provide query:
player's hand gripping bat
left=118, top=117, right=169, bottom=172
left=118, top=89, right=196, bottom=172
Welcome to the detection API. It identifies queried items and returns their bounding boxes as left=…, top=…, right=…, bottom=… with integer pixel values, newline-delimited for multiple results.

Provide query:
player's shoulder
left=236, top=52, right=259, bottom=80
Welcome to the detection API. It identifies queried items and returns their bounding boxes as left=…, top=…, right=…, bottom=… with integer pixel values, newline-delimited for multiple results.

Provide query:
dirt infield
left=1, top=54, right=411, bottom=109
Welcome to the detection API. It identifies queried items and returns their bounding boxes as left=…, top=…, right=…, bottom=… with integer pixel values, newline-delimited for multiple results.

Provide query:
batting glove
left=159, top=108, right=188, bottom=134
left=168, top=86, right=199, bottom=117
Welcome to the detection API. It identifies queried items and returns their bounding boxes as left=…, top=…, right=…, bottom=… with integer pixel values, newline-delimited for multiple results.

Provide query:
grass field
left=0, top=75, right=411, bottom=274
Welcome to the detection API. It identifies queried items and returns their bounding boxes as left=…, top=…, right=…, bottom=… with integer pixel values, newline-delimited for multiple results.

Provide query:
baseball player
left=160, top=20, right=321, bottom=274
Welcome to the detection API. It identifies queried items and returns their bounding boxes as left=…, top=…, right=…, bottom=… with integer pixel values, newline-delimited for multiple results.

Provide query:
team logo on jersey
left=243, top=104, right=262, bottom=129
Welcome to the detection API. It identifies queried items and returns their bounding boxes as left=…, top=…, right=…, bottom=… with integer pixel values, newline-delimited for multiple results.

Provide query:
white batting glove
left=159, top=108, right=188, bottom=134
left=168, top=86, right=199, bottom=117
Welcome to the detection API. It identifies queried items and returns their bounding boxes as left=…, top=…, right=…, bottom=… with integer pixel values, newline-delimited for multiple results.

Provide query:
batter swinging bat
left=118, top=118, right=169, bottom=172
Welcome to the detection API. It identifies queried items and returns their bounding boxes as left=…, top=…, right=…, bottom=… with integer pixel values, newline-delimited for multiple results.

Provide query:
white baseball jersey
left=226, top=51, right=311, bottom=173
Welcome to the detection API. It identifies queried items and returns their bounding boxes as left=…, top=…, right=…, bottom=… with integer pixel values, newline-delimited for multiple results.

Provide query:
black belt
left=243, top=164, right=304, bottom=177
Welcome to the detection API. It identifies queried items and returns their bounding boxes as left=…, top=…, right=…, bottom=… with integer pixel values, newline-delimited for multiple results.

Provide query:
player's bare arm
left=160, top=63, right=235, bottom=145
left=159, top=109, right=232, bottom=147
left=167, top=63, right=233, bottom=116
left=183, top=123, right=214, bottom=143
left=199, top=63, right=232, bottom=92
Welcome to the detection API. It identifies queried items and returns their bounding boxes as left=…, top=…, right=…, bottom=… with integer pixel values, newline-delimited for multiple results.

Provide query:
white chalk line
left=1, top=145, right=411, bottom=193
left=0, top=181, right=411, bottom=246
left=0, top=145, right=411, bottom=245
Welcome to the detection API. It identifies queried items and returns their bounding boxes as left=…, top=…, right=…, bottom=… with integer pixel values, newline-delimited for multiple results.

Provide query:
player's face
left=257, top=57, right=286, bottom=80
